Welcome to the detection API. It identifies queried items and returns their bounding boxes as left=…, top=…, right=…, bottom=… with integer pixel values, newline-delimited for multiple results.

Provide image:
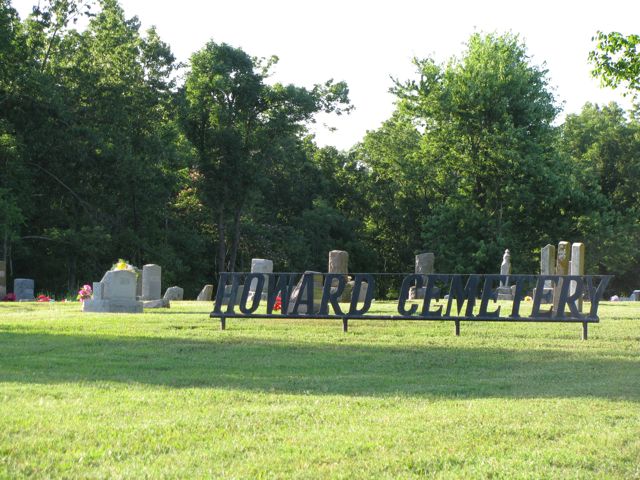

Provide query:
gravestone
left=496, top=249, right=514, bottom=300
left=553, top=241, right=571, bottom=312
left=143, top=298, right=169, bottom=308
left=570, top=243, right=585, bottom=311
left=340, top=279, right=370, bottom=304
left=132, top=265, right=142, bottom=298
left=415, top=252, right=435, bottom=275
left=223, top=284, right=244, bottom=304
left=14, top=278, right=35, bottom=301
left=328, top=250, right=349, bottom=277
left=630, top=290, right=640, bottom=301
left=328, top=250, right=349, bottom=295
left=409, top=252, right=435, bottom=300
left=142, top=264, right=161, bottom=301
left=0, top=261, right=5, bottom=299
left=163, top=286, right=184, bottom=301
left=327, top=250, right=351, bottom=301
left=83, top=269, right=143, bottom=313
left=541, top=244, right=556, bottom=287
left=249, top=258, right=273, bottom=301
left=534, top=244, right=556, bottom=304
left=197, top=284, right=213, bottom=301
left=287, top=271, right=323, bottom=314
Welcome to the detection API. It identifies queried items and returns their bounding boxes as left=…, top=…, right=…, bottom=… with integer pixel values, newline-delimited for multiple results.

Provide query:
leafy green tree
left=359, top=33, right=566, bottom=274
left=559, top=102, right=640, bottom=286
left=590, top=31, right=640, bottom=102
left=182, top=41, right=351, bottom=273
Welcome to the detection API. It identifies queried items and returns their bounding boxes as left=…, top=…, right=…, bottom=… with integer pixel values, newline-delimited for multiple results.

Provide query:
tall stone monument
left=142, top=264, right=161, bottom=301
left=409, top=252, right=435, bottom=300
left=249, top=258, right=273, bottom=300
left=570, top=242, right=585, bottom=311
left=328, top=250, right=349, bottom=285
left=328, top=250, right=350, bottom=301
left=416, top=253, right=435, bottom=276
left=496, top=249, right=513, bottom=300
left=536, top=244, right=556, bottom=303
left=0, top=261, right=6, bottom=299
left=540, top=244, right=556, bottom=286
left=553, top=241, right=571, bottom=313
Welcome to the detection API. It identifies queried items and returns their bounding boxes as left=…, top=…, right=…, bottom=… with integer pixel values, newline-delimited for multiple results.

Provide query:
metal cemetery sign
left=210, top=273, right=611, bottom=339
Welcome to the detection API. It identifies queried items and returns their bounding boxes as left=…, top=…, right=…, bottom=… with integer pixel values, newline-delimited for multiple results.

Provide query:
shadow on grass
left=0, top=331, right=638, bottom=400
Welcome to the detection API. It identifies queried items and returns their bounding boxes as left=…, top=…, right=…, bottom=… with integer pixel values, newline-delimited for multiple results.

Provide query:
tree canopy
left=2, top=1, right=639, bottom=297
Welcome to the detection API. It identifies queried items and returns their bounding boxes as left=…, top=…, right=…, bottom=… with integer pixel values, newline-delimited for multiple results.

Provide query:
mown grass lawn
left=0, top=300, right=639, bottom=478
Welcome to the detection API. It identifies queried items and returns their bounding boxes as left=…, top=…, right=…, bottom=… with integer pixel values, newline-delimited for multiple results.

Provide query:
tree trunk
left=228, top=206, right=242, bottom=273
left=68, top=255, right=77, bottom=293
left=217, top=206, right=226, bottom=273
left=132, top=191, right=141, bottom=265
left=2, top=231, right=7, bottom=270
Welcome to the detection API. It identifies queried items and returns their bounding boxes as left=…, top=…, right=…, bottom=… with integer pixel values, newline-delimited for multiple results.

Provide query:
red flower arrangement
left=37, top=294, right=51, bottom=302
left=273, top=295, right=282, bottom=311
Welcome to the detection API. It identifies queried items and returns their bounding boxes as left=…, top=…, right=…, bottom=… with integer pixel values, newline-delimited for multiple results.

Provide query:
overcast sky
left=12, top=0, right=640, bottom=149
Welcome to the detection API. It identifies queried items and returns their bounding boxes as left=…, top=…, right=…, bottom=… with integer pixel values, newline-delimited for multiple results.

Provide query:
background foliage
left=2, top=0, right=639, bottom=297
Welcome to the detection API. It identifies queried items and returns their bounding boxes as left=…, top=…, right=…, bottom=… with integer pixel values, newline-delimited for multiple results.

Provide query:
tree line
left=1, top=0, right=639, bottom=297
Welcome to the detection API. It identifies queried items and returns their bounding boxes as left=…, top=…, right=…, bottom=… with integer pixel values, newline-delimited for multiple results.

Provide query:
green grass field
left=0, top=300, right=639, bottom=478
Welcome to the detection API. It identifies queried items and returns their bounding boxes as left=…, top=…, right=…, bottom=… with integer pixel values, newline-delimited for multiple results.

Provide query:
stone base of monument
left=408, top=286, right=440, bottom=300
left=143, top=298, right=170, bottom=308
left=83, top=298, right=143, bottom=313
left=496, top=286, right=514, bottom=301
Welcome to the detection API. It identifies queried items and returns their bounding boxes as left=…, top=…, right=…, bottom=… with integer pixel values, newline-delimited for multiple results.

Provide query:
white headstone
left=103, top=270, right=137, bottom=300
left=249, top=259, right=273, bottom=299
left=142, top=264, right=161, bottom=300
left=540, top=244, right=556, bottom=287
left=570, top=242, right=585, bottom=311
left=197, top=284, right=213, bottom=301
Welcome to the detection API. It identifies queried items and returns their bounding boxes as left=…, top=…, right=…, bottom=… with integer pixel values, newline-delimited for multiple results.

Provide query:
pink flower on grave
left=2, top=293, right=16, bottom=302
left=77, top=284, right=93, bottom=302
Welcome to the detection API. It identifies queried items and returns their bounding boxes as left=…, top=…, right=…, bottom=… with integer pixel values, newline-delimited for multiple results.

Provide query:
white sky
left=12, top=0, right=640, bottom=149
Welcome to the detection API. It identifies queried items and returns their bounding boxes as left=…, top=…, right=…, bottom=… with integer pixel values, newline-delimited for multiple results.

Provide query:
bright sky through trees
left=12, top=0, right=639, bottom=149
